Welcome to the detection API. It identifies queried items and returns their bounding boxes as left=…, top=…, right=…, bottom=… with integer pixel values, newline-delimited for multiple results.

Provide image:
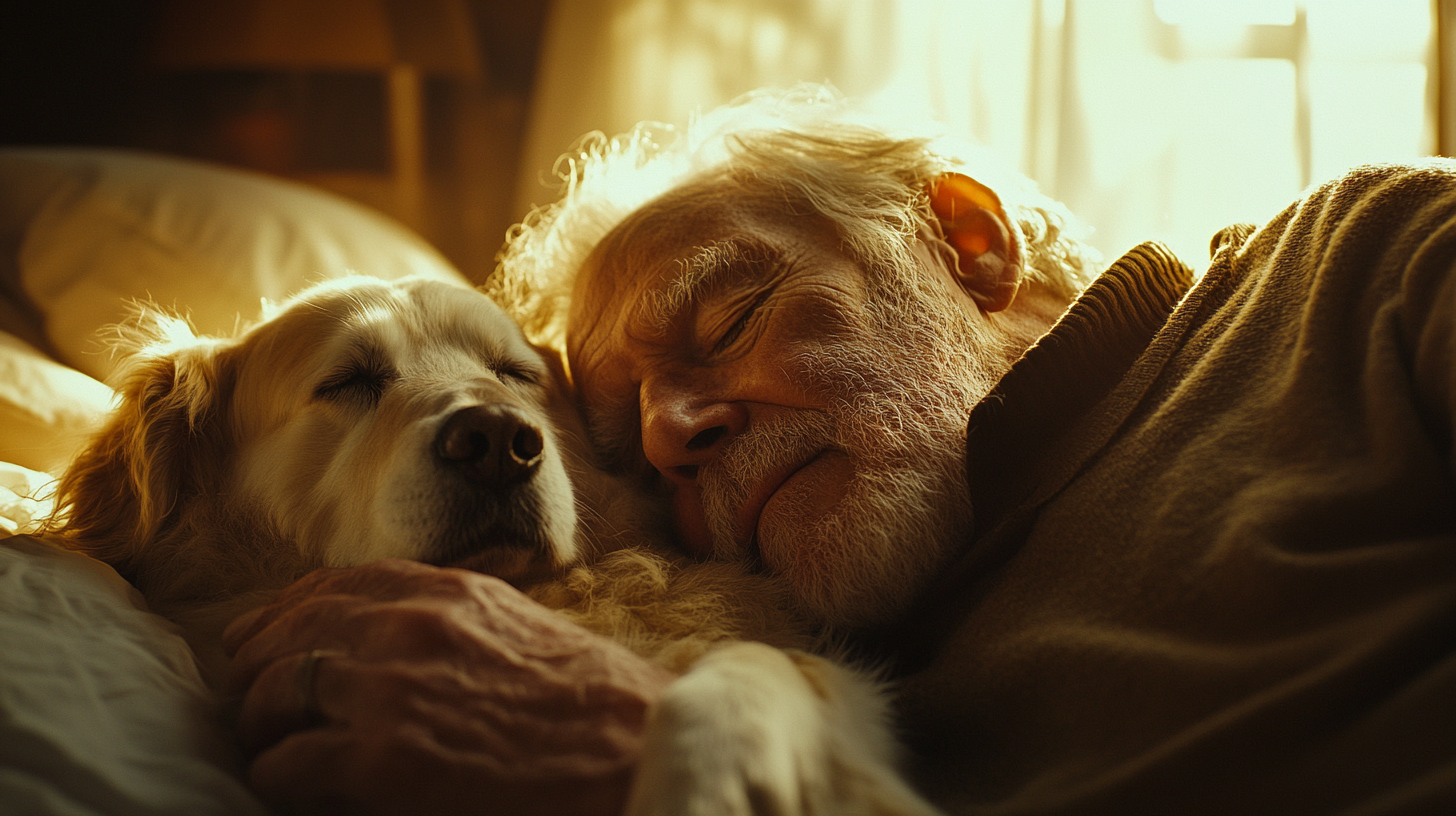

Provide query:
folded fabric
left=0, top=535, right=272, bottom=815
left=0, top=460, right=57, bottom=536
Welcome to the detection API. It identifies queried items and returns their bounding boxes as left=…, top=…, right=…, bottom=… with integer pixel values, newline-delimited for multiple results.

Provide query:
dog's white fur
left=53, top=275, right=939, bottom=816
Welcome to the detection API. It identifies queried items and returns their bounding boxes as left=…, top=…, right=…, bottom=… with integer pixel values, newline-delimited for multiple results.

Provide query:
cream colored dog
left=53, top=275, right=939, bottom=816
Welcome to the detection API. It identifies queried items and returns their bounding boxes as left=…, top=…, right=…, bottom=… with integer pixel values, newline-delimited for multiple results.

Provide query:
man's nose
left=639, top=379, right=746, bottom=484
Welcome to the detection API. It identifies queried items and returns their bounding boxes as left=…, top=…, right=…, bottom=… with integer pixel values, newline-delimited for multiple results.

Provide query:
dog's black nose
left=435, top=405, right=545, bottom=488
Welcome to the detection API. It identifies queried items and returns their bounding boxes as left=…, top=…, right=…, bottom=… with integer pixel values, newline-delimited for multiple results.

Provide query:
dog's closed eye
left=491, top=360, right=541, bottom=386
left=314, top=351, right=395, bottom=407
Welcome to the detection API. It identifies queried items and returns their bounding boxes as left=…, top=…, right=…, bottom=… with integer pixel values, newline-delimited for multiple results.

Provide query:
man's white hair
left=489, top=84, right=1101, bottom=352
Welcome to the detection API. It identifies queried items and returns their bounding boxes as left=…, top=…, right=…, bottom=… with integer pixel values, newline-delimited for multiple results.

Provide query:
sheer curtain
left=513, top=0, right=1434, bottom=272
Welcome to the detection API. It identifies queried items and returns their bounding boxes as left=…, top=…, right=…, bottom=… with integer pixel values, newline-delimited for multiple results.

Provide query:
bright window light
left=1154, top=0, right=1296, bottom=27
left=1309, top=62, right=1429, bottom=183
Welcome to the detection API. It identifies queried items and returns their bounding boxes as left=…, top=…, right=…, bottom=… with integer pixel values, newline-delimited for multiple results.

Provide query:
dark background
left=0, top=0, right=553, bottom=282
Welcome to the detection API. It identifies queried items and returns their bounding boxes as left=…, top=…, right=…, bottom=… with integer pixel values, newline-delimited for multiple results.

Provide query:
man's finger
left=223, top=560, right=499, bottom=656
left=236, top=649, right=349, bottom=752
left=248, top=727, right=367, bottom=814
left=221, top=569, right=351, bottom=655
left=226, top=594, right=362, bottom=696
left=221, top=604, right=268, bottom=654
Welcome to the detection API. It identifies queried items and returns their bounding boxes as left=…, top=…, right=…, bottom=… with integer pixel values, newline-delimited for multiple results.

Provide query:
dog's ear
left=531, top=343, right=579, bottom=423
left=531, top=341, right=603, bottom=462
left=54, top=329, right=235, bottom=582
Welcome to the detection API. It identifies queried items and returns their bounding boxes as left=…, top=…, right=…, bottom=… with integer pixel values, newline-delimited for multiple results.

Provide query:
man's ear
left=927, top=173, right=1021, bottom=312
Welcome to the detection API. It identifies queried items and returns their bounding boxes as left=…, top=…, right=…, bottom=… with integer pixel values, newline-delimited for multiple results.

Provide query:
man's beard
left=698, top=261, right=1024, bottom=629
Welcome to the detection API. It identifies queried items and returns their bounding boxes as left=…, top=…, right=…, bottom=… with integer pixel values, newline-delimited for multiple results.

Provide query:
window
left=522, top=0, right=1438, bottom=271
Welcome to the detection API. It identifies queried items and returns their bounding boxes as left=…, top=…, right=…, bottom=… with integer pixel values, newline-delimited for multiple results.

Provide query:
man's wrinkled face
left=567, top=183, right=1017, bottom=628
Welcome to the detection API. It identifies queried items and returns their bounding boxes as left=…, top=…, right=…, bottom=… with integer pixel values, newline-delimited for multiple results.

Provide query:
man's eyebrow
left=641, top=237, right=777, bottom=334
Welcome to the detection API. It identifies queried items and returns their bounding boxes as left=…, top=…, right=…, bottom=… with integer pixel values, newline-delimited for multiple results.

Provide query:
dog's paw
left=626, top=641, right=942, bottom=816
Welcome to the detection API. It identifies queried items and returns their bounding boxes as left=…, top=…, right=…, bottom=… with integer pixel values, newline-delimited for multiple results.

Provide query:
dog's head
left=55, top=276, right=587, bottom=597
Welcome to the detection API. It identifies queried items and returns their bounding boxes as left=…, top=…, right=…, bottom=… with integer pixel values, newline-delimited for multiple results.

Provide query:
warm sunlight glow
left=1305, top=0, right=1431, bottom=184
left=1310, top=62, right=1428, bottom=183
left=1072, top=0, right=1433, bottom=271
left=1155, top=0, right=1296, bottom=27
left=1167, top=58, right=1303, bottom=248
left=531, top=0, right=1436, bottom=275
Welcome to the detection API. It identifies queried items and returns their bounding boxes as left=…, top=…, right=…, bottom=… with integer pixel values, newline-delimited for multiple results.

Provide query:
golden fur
left=51, top=275, right=814, bottom=676
left=50, top=274, right=936, bottom=815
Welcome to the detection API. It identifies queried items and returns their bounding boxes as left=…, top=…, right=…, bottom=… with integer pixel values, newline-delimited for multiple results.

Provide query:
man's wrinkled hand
left=223, top=559, right=674, bottom=816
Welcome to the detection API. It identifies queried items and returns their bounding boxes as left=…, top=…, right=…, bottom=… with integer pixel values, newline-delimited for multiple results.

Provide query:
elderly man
left=226, top=87, right=1456, bottom=814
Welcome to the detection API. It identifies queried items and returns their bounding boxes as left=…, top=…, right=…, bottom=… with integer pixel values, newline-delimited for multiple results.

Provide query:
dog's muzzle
left=434, top=404, right=545, bottom=489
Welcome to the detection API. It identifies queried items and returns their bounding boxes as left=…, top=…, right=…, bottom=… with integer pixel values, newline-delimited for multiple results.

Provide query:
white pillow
left=0, top=330, right=112, bottom=475
left=2, top=148, right=470, bottom=382
left=0, top=460, right=58, bottom=536
left=0, top=534, right=272, bottom=816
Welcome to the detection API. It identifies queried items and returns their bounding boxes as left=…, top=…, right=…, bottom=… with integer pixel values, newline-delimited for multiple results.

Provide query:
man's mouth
left=734, top=449, right=827, bottom=553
